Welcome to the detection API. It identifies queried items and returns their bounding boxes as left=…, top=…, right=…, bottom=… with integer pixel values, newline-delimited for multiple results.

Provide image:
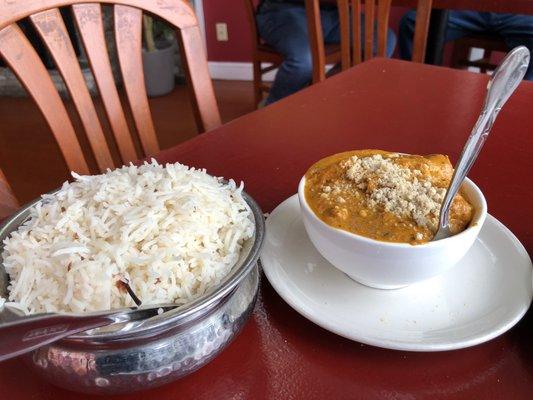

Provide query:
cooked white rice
left=0, top=160, right=254, bottom=315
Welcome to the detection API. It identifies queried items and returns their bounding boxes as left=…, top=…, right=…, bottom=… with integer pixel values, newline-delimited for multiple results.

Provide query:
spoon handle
left=0, top=304, right=178, bottom=362
left=0, top=311, right=113, bottom=362
left=435, top=46, right=530, bottom=239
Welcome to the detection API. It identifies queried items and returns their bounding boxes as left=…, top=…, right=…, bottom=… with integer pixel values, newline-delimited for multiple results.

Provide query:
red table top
left=1, top=58, right=532, bottom=399
left=393, top=0, right=533, bottom=14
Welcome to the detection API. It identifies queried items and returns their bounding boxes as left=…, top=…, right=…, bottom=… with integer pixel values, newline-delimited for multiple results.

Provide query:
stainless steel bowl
left=0, top=192, right=264, bottom=394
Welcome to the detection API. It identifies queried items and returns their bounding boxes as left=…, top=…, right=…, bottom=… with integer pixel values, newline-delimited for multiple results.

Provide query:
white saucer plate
left=261, top=195, right=533, bottom=352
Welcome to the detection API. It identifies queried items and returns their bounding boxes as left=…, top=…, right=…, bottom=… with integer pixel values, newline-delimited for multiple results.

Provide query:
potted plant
left=142, top=15, right=176, bottom=97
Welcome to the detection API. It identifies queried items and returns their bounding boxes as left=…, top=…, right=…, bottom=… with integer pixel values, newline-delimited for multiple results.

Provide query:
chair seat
left=451, top=33, right=508, bottom=73
left=257, top=42, right=341, bottom=56
left=324, top=43, right=342, bottom=64
left=256, top=42, right=341, bottom=66
left=256, top=42, right=283, bottom=64
left=257, top=42, right=278, bottom=54
left=455, top=34, right=508, bottom=53
left=324, top=43, right=341, bottom=55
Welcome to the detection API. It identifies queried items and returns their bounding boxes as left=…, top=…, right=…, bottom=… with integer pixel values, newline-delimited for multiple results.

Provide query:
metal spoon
left=0, top=299, right=178, bottom=362
left=433, top=46, right=530, bottom=241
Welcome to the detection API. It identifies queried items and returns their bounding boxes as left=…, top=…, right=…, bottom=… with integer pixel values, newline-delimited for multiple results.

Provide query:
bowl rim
left=298, top=175, right=487, bottom=249
left=0, top=189, right=265, bottom=342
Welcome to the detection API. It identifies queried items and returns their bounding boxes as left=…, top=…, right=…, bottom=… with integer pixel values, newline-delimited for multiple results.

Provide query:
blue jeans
left=257, top=4, right=397, bottom=104
left=399, top=11, right=533, bottom=80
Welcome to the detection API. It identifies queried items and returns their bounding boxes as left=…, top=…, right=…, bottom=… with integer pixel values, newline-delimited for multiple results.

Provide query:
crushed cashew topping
left=341, top=154, right=447, bottom=231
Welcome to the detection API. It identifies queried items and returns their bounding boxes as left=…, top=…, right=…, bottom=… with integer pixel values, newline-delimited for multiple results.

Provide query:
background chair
left=0, top=0, right=221, bottom=176
left=244, top=0, right=345, bottom=106
left=0, top=169, right=18, bottom=220
left=306, top=0, right=433, bottom=83
left=244, top=0, right=283, bottom=107
left=451, top=34, right=508, bottom=74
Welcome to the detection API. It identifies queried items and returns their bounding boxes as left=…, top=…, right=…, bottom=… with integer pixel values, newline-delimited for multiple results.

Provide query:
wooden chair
left=0, top=169, right=19, bottom=220
left=306, top=0, right=434, bottom=83
left=0, top=0, right=221, bottom=176
left=244, top=0, right=344, bottom=106
left=451, top=34, right=508, bottom=74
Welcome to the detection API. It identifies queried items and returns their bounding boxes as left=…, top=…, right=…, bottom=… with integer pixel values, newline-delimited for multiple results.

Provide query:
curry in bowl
left=304, top=150, right=474, bottom=244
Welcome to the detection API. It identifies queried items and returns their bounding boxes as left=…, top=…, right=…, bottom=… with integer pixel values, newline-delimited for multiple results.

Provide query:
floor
left=0, top=80, right=256, bottom=204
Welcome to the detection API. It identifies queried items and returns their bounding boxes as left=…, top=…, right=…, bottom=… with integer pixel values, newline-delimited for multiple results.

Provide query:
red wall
left=203, top=0, right=255, bottom=62
left=203, top=1, right=411, bottom=62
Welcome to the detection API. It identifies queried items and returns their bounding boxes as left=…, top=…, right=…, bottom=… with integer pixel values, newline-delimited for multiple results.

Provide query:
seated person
left=399, top=11, right=533, bottom=80
left=256, top=0, right=397, bottom=105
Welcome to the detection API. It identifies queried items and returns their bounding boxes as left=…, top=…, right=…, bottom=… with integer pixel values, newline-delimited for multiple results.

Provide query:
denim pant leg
left=399, top=10, right=488, bottom=60
left=256, top=6, right=318, bottom=105
left=399, top=10, right=418, bottom=60
left=258, top=5, right=399, bottom=105
left=400, top=10, right=533, bottom=80
left=491, top=13, right=533, bottom=80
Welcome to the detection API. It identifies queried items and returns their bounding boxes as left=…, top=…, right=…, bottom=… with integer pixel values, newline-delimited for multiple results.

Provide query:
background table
left=395, top=0, right=533, bottom=65
left=0, top=58, right=531, bottom=399
left=394, top=0, right=533, bottom=14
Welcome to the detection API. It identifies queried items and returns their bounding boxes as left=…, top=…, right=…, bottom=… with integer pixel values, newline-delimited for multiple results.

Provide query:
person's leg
left=399, top=10, right=489, bottom=60
left=385, top=27, right=397, bottom=57
left=491, top=13, right=533, bottom=80
left=446, top=11, right=491, bottom=40
left=256, top=6, right=314, bottom=105
left=399, top=10, right=417, bottom=60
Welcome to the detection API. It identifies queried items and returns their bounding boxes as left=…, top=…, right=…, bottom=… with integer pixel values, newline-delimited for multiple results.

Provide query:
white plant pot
left=142, top=41, right=176, bottom=97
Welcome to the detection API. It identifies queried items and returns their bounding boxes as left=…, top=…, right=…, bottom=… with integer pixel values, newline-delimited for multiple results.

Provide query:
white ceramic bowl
left=298, top=176, right=487, bottom=289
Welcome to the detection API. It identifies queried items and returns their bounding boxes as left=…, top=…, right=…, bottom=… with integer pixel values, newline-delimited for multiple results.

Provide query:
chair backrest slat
left=351, top=0, right=362, bottom=65
left=411, top=0, right=432, bottom=63
left=307, top=0, right=433, bottom=73
left=376, top=0, right=392, bottom=57
left=244, top=0, right=260, bottom=46
left=114, top=5, right=159, bottom=157
left=179, top=25, right=222, bottom=132
left=0, top=169, right=19, bottom=220
left=305, top=0, right=327, bottom=83
left=363, top=0, right=375, bottom=60
left=30, top=8, right=115, bottom=171
left=337, top=0, right=351, bottom=69
left=72, top=3, right=138, bottom=164
left=0, top=24, right=90, bottom=174
left=0, top=0, right=198, bottom=31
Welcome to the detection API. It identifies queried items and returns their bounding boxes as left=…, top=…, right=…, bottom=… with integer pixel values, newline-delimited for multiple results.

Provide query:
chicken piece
left=449, top=193, right=474, bottom=234
left=425, top=154, right=454, bottom=188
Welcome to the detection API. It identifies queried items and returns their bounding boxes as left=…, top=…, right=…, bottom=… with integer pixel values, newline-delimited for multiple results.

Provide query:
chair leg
left=481, top=49, right=492, bottom=74
left=451, top=40, right=469, bottom=69
left=252, top=59, right=263, bottom=108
